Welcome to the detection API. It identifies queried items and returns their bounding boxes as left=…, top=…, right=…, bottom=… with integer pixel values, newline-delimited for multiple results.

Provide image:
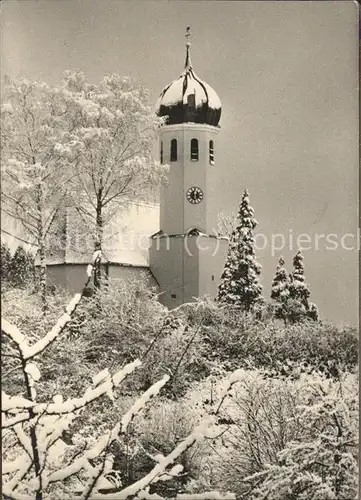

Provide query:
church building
left=149, top=30, right=228, bottom=307
left=3, top=31, right=229, bottom=306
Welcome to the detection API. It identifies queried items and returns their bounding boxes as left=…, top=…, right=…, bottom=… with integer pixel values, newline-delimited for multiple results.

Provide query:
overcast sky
left=1, top=0, right=358, bottom=325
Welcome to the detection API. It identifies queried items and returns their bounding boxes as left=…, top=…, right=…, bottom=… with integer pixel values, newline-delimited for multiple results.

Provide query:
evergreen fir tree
left=9, top=246, right=35, bottom=288
left=217, top=189, right=263, bottom=312
left=288, top=250, right=318, bottom=323
left=289, top=250, right=310, bottom=306
left=270, top=256, right=290, bottom=322
left=307, top=302, right=319, bottom=322
left=1, top=242, right=12, bottom=286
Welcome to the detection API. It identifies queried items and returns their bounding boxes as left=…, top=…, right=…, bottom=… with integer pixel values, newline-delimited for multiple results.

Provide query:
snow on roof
left=156, top=70, right=221, bottom=110
left=45, top=201, right=159, bottom=267
left=1, top=211, right=37, bottom=255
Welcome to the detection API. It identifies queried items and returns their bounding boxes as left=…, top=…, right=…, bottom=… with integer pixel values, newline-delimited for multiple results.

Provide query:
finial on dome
left=185, top=26, right=192, bottom=70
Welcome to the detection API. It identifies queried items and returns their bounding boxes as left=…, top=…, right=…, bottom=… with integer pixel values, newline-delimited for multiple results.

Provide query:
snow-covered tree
left=288, top=250, right=319, bottom=323
left=289, top=250, right=310, bottom=306
left=9, top=245, right=35, bottom=288
left=1, top=78, right=75, bottom=311
left=270, top=256, right=290, bottom=323
left=60, top=71, right=168, bottom=286
left=217, top=189, right=263, bottom=312
left=1, top=241, right=12, bottom=286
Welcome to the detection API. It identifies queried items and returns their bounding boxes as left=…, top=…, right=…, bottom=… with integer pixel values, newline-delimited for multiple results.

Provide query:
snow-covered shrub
left=239, top=322, right=358, bottom=377
left=2, top=286, right=76, bottom=398
left=72, top=275, right=167, bottom=363
left=64, top=279, right=210, bottom=398
left=191, top=300, right=358, bottom=375
left=1, top=284, right=96, bottom=400
left=244, top=372, right=359, bottom=499
left=203, top=370, right=304, bottom=496
left=139, top=323, right=211, bottom=399
left=202, top=369, right=358, bottom=499
left=115, top=399, right=208, bottom=497
left=2, top=253, right=237, bottom=499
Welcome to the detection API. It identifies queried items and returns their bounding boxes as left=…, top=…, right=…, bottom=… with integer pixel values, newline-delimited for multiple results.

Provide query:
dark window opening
left=187, top=93, right=196, bottom=109
left=170, top=139, right=177, bottom=162
left=160, top=141, right=163, bottom=164
left=209, top=140, right=215, bottom=164
left=191, top=138, right=199, bottom=161
left=212, top=275, right=215, bottom=281
left=171, top=293, right=177, bottom=299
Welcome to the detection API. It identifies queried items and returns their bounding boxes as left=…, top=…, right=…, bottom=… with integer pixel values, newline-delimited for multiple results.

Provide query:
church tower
left=150, top=29, right=228, bottom=308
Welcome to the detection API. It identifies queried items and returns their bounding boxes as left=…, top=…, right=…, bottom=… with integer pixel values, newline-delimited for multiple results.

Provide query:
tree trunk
left=36, top=184, right=47, bottom=315
left=22, top=356, right=43, bottom=499
left=94, top=195, right=103, bottom=288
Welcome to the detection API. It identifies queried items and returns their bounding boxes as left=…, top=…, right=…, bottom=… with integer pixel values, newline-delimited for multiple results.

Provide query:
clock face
left=186, top=186, right=204, bottom=204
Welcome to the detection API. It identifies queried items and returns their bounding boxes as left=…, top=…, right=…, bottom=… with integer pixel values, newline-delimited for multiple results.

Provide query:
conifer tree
left=307, top=302, right=319, bottom=322
left=9, top=246, right=35, bottom=288
left=1, top=242, right=12, bottom=286
left=288, top=250, right=319, bottom=323
left=217, top=189, right=263, bottom=312
left=270, top=256, right=290, bottom=322
left=289, top=250, right=310, bottom=305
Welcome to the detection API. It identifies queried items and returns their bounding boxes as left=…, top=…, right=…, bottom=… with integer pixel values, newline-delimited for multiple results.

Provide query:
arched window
left=190, top=138, right=199, bottom=161
left=170, top=139, right=177, bottom=162
left=209, top=140, right=215, bottom=164
left=160, top=141, right=163, bottom=164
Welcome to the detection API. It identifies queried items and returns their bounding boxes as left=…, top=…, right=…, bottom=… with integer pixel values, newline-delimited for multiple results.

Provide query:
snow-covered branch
left=120, top=375, right=170, bottom=434
left=1, top=319, right=29, bottom=357
left=89, top=418, right=215, bottom=499
left=2, top=250, right=100, bottom=365
left=2, top=359, right=142, bottom=420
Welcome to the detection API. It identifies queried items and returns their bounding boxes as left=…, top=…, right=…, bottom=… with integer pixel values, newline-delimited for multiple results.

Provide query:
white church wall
left=197, top=236, right=229, bottom=299
left=149, top=236, right=185, bottom=308
left=158, top=124, right=220, bottom=235
left=47, top=264, right=158, bottom=294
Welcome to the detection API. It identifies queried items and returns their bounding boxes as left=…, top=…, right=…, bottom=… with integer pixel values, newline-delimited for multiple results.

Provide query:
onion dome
left=155, top=28, right=221, bottom=127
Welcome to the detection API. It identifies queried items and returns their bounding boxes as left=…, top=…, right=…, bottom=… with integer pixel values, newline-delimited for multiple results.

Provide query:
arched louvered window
left=190, top=138, right=199, bottom=161
left=170, top=139, right=177, bottom=162
left=209, top=140, right=215, bottom=164
left=160, top=141, right=163, bottom=164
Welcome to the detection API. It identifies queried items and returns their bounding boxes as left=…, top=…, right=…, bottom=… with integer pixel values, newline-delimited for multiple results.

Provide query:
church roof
left=155, top=28, right=221, bottom=127
left=45, top=201, right=160, bottom=267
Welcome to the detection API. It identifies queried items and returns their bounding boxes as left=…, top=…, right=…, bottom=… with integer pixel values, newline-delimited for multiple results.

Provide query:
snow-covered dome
left=155, top=32, right=221, bottom=127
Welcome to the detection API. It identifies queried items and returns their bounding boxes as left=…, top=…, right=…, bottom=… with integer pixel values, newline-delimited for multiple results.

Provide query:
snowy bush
left=62, top=282, right=211, bottom=398
left=244, top=372, right=358, bottom=499
left=118, top=400, right=209, bottom=497
left=200, top=369, right=358, bottom=499
left=183, top=298, right=358, bottom=376
left=1, top=252, right=238, bottom=499
left=72, top=276, right=167, bottom=363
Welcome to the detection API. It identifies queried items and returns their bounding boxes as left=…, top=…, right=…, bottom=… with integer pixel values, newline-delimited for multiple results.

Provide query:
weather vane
left=185, top=26, right=191, bottom=47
